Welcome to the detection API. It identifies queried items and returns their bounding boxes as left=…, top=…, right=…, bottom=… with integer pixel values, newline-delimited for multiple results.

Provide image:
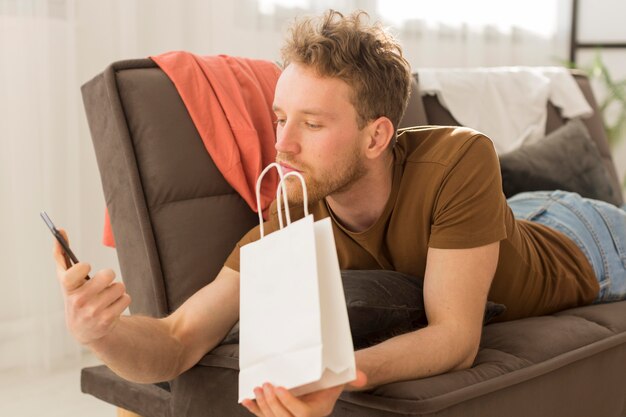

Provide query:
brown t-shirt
left=224, top=126, right=599, bottom=321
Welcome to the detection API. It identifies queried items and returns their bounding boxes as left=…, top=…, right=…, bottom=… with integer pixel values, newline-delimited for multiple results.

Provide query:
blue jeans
left=507, top=190, right=626, bottom=303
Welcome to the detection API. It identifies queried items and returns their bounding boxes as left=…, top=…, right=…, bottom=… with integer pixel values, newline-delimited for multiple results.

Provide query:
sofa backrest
left=83, top=59, right=258, bottom=316
left=412, top=71, right=622, bottom=202
left=82, top=59, right=622, bottom=318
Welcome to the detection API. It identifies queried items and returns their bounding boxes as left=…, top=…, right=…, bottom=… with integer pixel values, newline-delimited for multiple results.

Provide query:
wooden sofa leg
left=117, top=407, right=143, bottom=417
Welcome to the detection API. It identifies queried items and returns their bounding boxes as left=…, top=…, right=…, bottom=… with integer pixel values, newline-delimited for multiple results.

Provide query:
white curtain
left=0, top=0, right=571, bottom=373
left=253, top=0, right=572, bottom=68
left=0, top=0, right=83, bottom=372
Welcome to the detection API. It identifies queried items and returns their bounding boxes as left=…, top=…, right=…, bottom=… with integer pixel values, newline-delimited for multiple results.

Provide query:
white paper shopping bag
left=238, top=163, right=356, bottom=402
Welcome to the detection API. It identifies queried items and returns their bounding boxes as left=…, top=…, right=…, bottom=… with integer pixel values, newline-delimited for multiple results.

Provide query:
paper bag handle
left=255, top=162, right=288, bottom=239
left=275, top=171, right=309, bottom=230
left=254, top=163, right=311, bottom=239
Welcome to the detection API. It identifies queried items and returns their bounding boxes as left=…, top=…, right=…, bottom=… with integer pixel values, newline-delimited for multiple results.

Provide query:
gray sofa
left=80, top=58, right=626, bottom=417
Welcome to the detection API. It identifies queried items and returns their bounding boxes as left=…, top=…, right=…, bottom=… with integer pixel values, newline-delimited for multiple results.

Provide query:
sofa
left=80, top=58, right=626, bottom=417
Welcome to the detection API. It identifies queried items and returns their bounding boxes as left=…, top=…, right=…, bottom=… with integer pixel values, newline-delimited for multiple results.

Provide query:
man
left=54, top=10, right=626, bottom=417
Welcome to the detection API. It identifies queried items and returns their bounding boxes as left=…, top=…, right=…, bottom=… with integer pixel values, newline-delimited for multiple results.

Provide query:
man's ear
left=364, top=117, right=395, bottom=159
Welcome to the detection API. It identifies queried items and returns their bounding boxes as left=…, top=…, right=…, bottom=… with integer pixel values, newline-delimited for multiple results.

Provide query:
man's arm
left=353, top=242, right=500, bottom=388
left=54, top=229, right=240, bottom=384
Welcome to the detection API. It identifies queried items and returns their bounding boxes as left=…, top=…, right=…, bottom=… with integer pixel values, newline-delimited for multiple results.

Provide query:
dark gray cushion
left=222, top=270, right=506, bottom=349
left=499, top=118, right=622, bottom=206
left=342, top=270, right=505, bottom=349
left=342, top=270, right=427, bottom=349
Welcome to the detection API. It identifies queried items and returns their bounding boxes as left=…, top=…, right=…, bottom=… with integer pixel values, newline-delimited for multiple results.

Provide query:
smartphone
left=41, top=211, right=90, bottom=280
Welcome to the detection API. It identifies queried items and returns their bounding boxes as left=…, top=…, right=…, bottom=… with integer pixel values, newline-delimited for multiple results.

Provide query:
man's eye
left=305, top=122, right=321, bottom=130
left=275, top=119, right=286, bottom=126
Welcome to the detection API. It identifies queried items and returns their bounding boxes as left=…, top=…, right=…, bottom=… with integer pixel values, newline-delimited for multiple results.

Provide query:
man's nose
left=275, top=122, right=301, bottom=154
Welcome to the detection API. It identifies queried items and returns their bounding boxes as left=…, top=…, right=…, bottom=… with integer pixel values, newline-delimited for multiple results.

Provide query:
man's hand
left=241, top=370, right=367, bottom=417
left=53, top=229, right=131, bottom=345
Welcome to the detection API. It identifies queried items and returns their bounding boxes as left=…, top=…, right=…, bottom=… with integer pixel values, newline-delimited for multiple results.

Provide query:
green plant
left=563, top=51, right=626, bottom=192
left=587, top=51, right=626, bottom=148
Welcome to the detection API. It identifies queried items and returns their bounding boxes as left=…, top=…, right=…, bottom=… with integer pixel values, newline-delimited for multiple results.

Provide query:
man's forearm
left=87, top=316, right=187, bottom=384
left=354, top=323, right=478, bottom=389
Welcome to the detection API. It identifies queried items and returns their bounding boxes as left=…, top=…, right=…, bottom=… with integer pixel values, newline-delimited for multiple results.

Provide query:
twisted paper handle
left=254, top=163, right=309, bottom=238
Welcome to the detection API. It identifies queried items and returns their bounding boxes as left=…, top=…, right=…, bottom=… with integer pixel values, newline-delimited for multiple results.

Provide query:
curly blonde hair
left=281, top=9, right=412, bottom=131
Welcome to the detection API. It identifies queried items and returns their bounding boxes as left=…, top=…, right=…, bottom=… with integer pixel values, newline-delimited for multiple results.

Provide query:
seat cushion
left=197, top=301, right=626, bottom=416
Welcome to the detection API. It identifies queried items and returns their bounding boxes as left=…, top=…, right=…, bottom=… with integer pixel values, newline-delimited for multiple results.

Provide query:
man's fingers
left=60, top=266, right=116, bottom=297
left=254, top=387, right=277, bottom=417
left=91, top=280, right=129, bottom=316
left=262, top=384, right=292, bottom=417
left=59, top=262, right=93, bottom=292
left=241, top=399, right=263, bottom=416
left=274, top=387, right=310, bottom=416
left=348, top=369, right=368, bottom=389
left=106, top=292, right=132, bottom=318
left=79, top=268, right=117, bottom=294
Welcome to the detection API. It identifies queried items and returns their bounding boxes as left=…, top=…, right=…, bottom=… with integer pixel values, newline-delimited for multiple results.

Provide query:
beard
left=276, top=147, right=367, bottom=207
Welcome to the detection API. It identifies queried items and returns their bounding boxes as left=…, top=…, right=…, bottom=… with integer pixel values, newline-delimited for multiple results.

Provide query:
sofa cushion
left=342, top=301, right=626, bottom=415
left=221, top=270, right=505, bottom=349
left=341, top=270, right=505, bottom=349
left=341, top=270, right=427, bottom=349
left=199, top=301, right=626, bottom=416
left=499, top=118, right=621, bottom=206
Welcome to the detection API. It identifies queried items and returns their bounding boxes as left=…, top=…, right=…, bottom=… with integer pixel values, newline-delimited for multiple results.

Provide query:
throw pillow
left=342, top=270, right=505, bottom=349
left=221, top=270, right=506, bottom=349
left=499, top=118, right=621, bottom=206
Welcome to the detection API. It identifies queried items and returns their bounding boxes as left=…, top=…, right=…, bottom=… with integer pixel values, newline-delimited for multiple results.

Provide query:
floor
left=0, top=354, right=116, bottom=417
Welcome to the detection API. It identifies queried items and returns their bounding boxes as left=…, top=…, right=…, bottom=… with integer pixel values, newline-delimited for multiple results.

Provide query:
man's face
left=272, top=63, right=368, bottom=205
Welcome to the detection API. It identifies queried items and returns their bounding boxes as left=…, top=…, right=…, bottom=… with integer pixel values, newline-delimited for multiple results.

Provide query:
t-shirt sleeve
left=428, top=134, right=508, bottom=249
left=223, top=200, right=292, bottom=271
left=223, top=223, right=263, bottom=272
